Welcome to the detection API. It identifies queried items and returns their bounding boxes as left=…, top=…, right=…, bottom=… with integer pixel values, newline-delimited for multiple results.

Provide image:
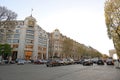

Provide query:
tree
left=0, top=44, right=3, bottom=56
left=0, top=6, right=17, bottom=21
left=104, top=0, right=120, bottom=57
left=0, top=43, right=12, bottom=60
left=102, top=54, right=109, bottom=59
left=62, top=38, right=73, bottom=58
left=0, top=6, right=17, bottom=43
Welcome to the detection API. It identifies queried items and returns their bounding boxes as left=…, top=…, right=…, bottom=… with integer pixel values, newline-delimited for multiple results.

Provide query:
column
left=46, top=39, right=49, bottom=59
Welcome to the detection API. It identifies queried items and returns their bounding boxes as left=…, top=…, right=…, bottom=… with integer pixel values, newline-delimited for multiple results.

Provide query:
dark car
left=82, top=59, right=93, bottom=66
left=46, top=59, right=60, bottom=67
left=34, top=59, right=47, bottom=64
left=74, top=59, right=84, bottom=64
left=97, top=59, right=104, bottom=65
left=74, top=60, right=81, bottom=64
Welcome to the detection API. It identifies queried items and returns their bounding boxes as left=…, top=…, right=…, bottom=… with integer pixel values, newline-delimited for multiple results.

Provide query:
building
left=109, top=49, right=118, bottom=59
left=48, top=29, right=85, bottom=59
left=48, top=29, right=102, bottom=59
left=0, top=16, right=102, bottom=60
left=0, top=15, right=49, bottom=60
left=48, top=29, right=63, bottom=58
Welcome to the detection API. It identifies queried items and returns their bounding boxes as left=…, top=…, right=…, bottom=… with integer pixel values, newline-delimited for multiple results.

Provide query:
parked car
left=74, top=60, right=81, bottom=64
left=91, top=58, right=98, bottom=64
left=67, top=58, right=74, bottom=65
left=57, top=59, right=65, bottom=65
left=25, top=60, right=31, bottom=64
left=10, top=60, right=16, bottom=64
left=79, top=59, right=85, bottom=64
left=41, top=59, right=48, bottom=64
left=2, top=60, right=9, bottom=64
left=82, top=59, right=93, bottom=66
left=16, top=58, right=22, bottom=63
left=97, top=59, right=104, bottom=65
left=62, top=58, right=69, bottom=65
left=106, top=58, right=114, bottom=65
left=34, top=59, right=47, bottom=64
left=74, top=59, right=84, bottom=64
left=17, top=59, right=25, bottom=65
left=46, top=59, right=60, bottom=67
left=34, top=60, right=43, bottom=64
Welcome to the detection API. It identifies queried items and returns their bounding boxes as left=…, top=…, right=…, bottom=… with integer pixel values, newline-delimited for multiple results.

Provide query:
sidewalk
left=115, top=61, right=120, bottom=69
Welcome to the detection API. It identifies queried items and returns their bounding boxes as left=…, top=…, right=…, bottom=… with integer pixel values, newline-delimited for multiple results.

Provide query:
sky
left=0, top=0, right=114, bottom=55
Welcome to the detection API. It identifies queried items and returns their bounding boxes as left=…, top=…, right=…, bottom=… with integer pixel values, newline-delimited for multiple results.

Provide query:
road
left=0, top=64, right=120, bottom=80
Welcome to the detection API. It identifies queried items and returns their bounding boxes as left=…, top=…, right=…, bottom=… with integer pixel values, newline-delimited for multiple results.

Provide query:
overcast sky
left=0, top=0, right=114, bottom=55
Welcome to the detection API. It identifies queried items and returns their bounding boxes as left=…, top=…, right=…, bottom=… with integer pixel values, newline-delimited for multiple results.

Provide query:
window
left=8, top=34, right=12, bottom=38
left=17, top=26, right=20, bottom=28
left=13, top=39, right=19, bottom=43
left=55, top=34, right=58, bottom=36
left=28, top=26, right=34, bottom=28
left=26, top=39, right=34, bottom=44
left=26, top=34, right=34, bottom=39
left=14, top=34, right=19, bottom=38
left=16, top=29, right=20, bottom=33
left=26, top=45, right=33, bottom=49
left=0, top=29, right=4, bottom=33
left=26, top=30, right=34, bottom=34
left=7, top=39, right=11, bottom=43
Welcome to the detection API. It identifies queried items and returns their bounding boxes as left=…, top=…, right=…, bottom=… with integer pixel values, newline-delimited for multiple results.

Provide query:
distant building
left=0, top=15, right=49, bottom=60
left=48, top=29, right=63, bottom=58
left=109, top=49, right=118, bottom=59
left=48, top=29, right=91, bottom=59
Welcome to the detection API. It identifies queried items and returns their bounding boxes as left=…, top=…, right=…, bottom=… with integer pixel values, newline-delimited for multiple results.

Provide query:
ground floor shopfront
left=11, top=50, right=47, bottom=60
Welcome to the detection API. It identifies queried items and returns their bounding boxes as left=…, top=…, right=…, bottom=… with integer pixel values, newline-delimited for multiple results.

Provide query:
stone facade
left=0, top=15, right=49, bottom=60
left=48, top=29, right=86, bottom=59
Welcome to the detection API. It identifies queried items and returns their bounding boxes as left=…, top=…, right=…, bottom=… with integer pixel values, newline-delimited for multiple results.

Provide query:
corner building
left=48, top=29, right=63, bottom=58
left=48, top=29, right=81, bottom=59
left=3, top=16, right=49, bottom=60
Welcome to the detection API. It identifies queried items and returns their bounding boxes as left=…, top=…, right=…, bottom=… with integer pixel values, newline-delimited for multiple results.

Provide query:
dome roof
left=54, top=29, right=59, bottom=32
left=25, top=15, right=36, bottom=22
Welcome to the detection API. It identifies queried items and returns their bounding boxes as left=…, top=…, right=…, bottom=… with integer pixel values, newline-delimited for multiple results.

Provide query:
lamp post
left=46, top=39, right=49, bottom=60
left=42, top=47, right=43, bottom=59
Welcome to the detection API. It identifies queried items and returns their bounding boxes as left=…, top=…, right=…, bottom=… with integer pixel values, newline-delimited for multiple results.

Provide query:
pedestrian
left=8, top=56, right=12, bottom=64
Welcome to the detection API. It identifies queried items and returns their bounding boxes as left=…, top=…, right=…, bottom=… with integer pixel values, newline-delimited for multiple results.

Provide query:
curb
left=116, top=67, right=120, bottom=69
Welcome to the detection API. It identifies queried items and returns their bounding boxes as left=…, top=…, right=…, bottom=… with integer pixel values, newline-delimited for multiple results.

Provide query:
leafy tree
left=0, top=43, right=12, bottom=59
left=62, top=38, right=73, bottom=58
left=77, top=44, right=86, bottom=58
left=0, top=44, right=3, bottom=56
left=104, top=0, right=120, bottom=57
left=88, top=46, right=102, bottom=58
left=102, top=54, right=109, bottom=59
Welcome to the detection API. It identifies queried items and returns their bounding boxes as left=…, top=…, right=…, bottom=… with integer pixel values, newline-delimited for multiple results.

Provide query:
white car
left=17, top=60, right=25, bottom=65
left=106, top=59, right=114, bottom=65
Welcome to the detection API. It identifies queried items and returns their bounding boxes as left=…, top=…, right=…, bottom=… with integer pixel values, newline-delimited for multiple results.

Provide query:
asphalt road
left=0, top=64, right=120, bottom=80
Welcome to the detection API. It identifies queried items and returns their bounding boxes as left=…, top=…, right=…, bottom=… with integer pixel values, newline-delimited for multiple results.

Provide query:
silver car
left=17, top=60, right=25, bottom=65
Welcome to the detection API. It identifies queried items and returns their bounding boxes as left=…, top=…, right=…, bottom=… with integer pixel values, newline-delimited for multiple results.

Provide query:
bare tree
left=0, top=6, right=17, bottom=43
left=0, top=6, right=17, bottom=21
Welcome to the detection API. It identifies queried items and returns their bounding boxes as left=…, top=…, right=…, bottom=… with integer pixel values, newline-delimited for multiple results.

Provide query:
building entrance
left=12, top=51, right=17, bottom=60
left=25, top=51, right=32, bottom=60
